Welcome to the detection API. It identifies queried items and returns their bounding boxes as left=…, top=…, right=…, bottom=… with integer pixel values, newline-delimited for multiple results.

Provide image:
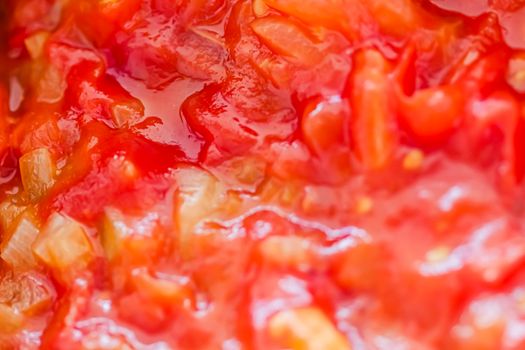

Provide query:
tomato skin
left=117, top=293, right=169, bottom=333
left=301, top=98, right=348, bottom=155
left=67, top=0, right=142, bottom=46
left=427, top=0, right=489, bottom=17
left=350, top=49, right=398, bottom=170
left=399, top=85, right=464, bottom=144
left=464, top=91, right=523, bottom=185
left=366, top=0, right=420, bottom=37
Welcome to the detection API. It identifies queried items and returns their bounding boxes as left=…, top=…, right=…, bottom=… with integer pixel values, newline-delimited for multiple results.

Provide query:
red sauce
left=1, top=1, right=525, bottom=349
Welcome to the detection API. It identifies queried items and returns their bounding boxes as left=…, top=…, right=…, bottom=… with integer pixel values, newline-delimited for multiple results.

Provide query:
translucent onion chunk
left=32, top=213, right=94, bottom=275
left=131, top=268, right=192, bottom=306
left=101, top=207, right=131, bottom=262
left=24, top=31, right=50, bottom=60
left=174, top=166, right=226, bottom=252
left=259, top=236, right=316, bottom=269
left=0, top=271, right=55, bottom=316
left=19, top=148, right=56, bottom=201
left=1, top=212, right=40, bottom=269
left=0, top=200, right=27, bottom=233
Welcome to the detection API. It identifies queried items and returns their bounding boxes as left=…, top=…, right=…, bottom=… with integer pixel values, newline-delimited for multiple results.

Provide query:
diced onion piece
left=227, top=156, right=266, bottom=185
left=108, top=156, right=139, bottom=183
left=0, top=272, right=55, bottom=316
left=0, top=304, right=24, bottom=333
left=268, top=307, right=351, bottom=350
left=19, top=148, right=55, bottom=201
left=24, top=31, right=50, bottom=59
left=9, top=76, right=24, bottom=112
left=0, top=200, right=26, bottom=232
left=212, top=156, right=267, bottom=193
left=1, top=213, right=40, bottom=269
left=32, top=213, right=94, bottom=274
left=175, top=167, right=225, bottom=246
left=15, top=273, right=54, bottom=316
left=101, top=207, right=131, bottom=261
left=259, top=236, right=315, bottom=269
left=37, top=64, right=66, bottom=104
left=110, top=100, right=144, bottom=127
left=131, top=269, right=192, bottom=305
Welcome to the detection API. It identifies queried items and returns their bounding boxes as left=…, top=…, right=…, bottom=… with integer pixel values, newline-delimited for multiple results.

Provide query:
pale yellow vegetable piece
left=19, top=148, right=55, bottom=201
left=101, top=207, right=131, bottom=261
left=24, top=31, right=50, bottom=59
left=259, top=236, right=314, bottom=269
left=175, top=167, right=225, bottom=233
left=0, top=200, right=26, bottom=233
left=269, top=307, right=351, bottom=350
left=507, top=53, right=525, bottom=94
left=1, top=213, right=40, bottom=269
left=33, top=213, right=94, bottom=272
left=37, top=65, right=67, bottom=103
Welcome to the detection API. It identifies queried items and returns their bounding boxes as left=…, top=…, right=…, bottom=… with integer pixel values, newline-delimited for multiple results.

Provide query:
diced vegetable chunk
left=268, top=307, right=351, bottom=350
left=351, top=49, right=397, bottom=170
left=101, top=207, right=130, bottom=261
left=24, top=31, right=49, bottom=59
left=131, top=269, right=192, bottom=306
left=19, top=148, right=55, bottom=201
left=0, top=272, right=55, bottom=316
left=1, top=212, right=40, bottom=269
left=32, top=213, right=94, bottom=275
left=0, top=200, right=27, bottom=233
left=259, top=235, right=315, bottom=269
left=175, top=167, right=226, bottom=247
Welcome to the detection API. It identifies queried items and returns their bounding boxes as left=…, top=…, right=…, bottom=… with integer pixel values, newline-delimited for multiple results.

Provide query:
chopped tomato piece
left=350, top=49, right=398, bottom=170
left=399, top=85, right=464, bottom=143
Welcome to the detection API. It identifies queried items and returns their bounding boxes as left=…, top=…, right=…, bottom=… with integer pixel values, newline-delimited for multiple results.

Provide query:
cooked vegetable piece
left=32, top=213, right=94, bottom=275
left=351, top=49, right=397, bottom=170
left=19, top=148, right=55, bottom=201
left=1, top=212, right=40, bottom=269
left=268, top=307, right=351, bottom=350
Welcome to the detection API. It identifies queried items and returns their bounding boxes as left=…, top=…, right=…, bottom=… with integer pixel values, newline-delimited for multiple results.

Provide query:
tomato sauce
left=2, top=1, right=525, bottom=349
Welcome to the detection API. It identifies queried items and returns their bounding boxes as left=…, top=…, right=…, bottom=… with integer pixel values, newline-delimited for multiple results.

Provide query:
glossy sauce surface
left=2, top=1, right=525, bottom=349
